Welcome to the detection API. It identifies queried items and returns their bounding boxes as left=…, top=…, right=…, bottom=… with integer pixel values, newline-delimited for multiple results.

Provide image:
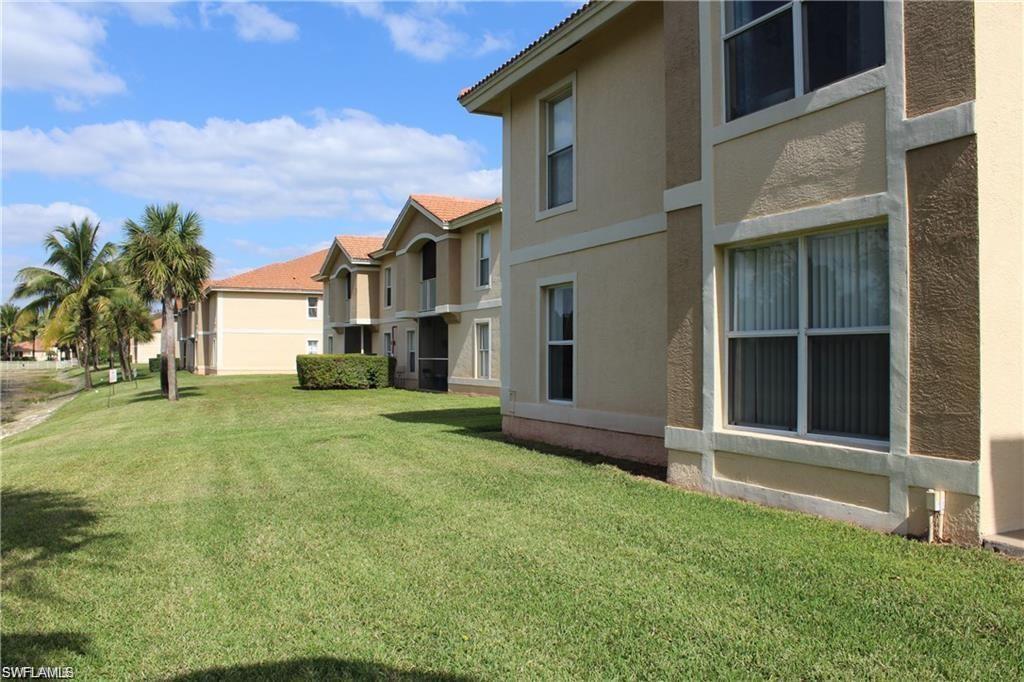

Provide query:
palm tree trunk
left=162, top=291, right=178, bottom=401
left=81, top=311, right=94, bottom=390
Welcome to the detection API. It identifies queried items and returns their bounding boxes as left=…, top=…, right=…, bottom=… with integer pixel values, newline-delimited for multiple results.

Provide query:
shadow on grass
left=0, top=631, right=90, bottom=669
left=126, top=385, right=203, bottom=404
left=167, top=658, right=476, bottom=681
left=383, top=407, right=665, bottom=480
left=1, top=488, right=111, bottom=600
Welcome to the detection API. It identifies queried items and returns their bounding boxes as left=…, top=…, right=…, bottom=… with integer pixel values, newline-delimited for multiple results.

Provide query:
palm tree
left=14, top=219, right=117, bottom=388
left=98, top=288, right=153, bottom=380
left=17, top=308, right=44, bottom=360
left=122, top=204, right=212, bottom=401
left=0, top=303, right=24, bottom=360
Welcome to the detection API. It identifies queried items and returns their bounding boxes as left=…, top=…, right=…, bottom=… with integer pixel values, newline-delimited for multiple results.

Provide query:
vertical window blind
left=729, top=225, right=889, bottom=440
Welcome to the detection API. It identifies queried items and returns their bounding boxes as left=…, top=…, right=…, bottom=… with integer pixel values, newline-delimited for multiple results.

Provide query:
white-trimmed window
left=544, top=84, right=574, bottom=210
left=727, top=224, right=889, bottom=440
left=546, top=284, right=574, bottom=402
left=384, top=267, right=393, bottom=308
left=307, top=296, right=318, bottom=319
left=307, top=339, right=319, bottom=355
left=475, top=320, right=491, bottom=379
left=724, top=0, right=885, bottom=121
left=384, top=331, right=393, bottom=357
left=476, top=230, right=491, bottom=288
left=407, top=329, right=416, bottom=372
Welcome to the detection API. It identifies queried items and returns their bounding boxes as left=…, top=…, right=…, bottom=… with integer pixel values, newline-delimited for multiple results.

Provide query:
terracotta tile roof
left=410, top=194, right=501, bottom=224
left=207, top=249, right=328, bottom=292
left=458, top=1, right=595, bottom=103
left=336, top=235, right=385, bottom=261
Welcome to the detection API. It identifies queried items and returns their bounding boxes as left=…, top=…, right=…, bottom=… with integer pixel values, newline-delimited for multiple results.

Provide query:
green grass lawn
left=2, top=373, right=1022, bottom=680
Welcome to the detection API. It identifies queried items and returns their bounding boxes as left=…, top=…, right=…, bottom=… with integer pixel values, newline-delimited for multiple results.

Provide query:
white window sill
left=535, top=200, right=577, bottom=222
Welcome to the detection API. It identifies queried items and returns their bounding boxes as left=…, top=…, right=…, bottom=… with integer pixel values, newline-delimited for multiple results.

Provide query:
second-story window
left=384, top=267, right=392, bottom=307
left=545, top=86, right=574, bottom=209
left=307, top=296, right=318, bottom=319
left=725, top=1, right=885, bottom=121
left=477, top=230, right=491, bottom=288
left=345, top=273, right=351, bottom=300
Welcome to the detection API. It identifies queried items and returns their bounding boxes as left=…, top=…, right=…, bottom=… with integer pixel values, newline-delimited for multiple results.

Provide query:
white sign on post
left=109, top=368, right=118, bottom=384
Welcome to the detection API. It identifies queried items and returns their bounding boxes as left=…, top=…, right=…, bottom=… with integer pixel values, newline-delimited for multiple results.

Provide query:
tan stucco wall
left=714, top=90, right=887, bottom=225
left=134, top=333, right=161, bottom=363
left=449, top=309, right=500, bottom=384
left=714, top=451, right=890, bottom=512
left=907, top=136, right=980, bottom=462
left=667, top=450, right=703, bottom=491
left=436, top=238, right=461, bottom=308
left=666, top=206, right=702, bottom=429
left=507, top=1, right=665, bottom=252
left=352, top=271, right=374, bottom=321
left=664, top=0, right=701, bottom=189
left=506, top=233, right=666, bottom=418
left=214, top=291, right=321, bottom=373
left=904, top=1, right=975, bottom=119
left=975, top=0, right=1024, bottom=535
left=459, top=215, right=502, bottom=304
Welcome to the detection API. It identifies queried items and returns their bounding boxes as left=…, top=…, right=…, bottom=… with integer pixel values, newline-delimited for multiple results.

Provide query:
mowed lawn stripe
left=2, top=372, right=1022, bottom=679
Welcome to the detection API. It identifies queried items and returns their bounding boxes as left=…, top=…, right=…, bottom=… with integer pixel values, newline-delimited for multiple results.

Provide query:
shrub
left=148, top=355, right=185, bottom=372
left=296, top=354, right=396, bottom=389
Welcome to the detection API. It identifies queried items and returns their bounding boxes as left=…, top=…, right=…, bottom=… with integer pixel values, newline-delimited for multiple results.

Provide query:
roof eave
left=458, top=1, right=631, bottom=113
left=449, top=202, right=502, bottom=230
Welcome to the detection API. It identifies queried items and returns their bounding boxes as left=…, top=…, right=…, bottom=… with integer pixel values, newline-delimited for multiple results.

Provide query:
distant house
left=178, top=250, right=326, bottom=375
left=10, top=340, right=50, bottom=361
left=315, top=194, right=502, bottom=394
left=133, top=316, right=162, bottom=365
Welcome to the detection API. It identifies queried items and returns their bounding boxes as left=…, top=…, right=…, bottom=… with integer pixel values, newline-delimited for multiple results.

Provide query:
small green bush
left=149, top=355, right=185, bottom=372
left=296, top=354, right=396, bottom=389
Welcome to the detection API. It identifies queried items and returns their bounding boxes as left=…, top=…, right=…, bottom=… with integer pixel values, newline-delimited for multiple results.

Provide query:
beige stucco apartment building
left=179, top=250, right=326, bottom=375
left=316, top=195, right=502, bottom=395
left=460, top=1, right=1023, bottom=548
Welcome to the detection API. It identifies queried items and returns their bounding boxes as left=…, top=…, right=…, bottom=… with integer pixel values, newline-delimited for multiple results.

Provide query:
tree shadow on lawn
left=382, top=407, right=666, bottom=480
left=1, top=488, right=115, bottom=601
left=167, top=657, right=476, bottom=681
left=0, top=631, right=90, bottom=669
left=125, top=385, right=203, bottom=404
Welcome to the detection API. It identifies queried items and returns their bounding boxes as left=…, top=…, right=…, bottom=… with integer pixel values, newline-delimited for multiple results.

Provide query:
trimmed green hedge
left=296, top=354, right=396, bottom=389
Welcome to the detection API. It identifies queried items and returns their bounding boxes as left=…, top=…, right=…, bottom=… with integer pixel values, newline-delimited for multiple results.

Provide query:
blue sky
left=2, top=1, right=574, bottom=299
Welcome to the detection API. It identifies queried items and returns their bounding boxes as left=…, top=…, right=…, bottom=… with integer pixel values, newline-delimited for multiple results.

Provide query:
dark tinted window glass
left=726, top=9, right=795, bottom=120
left=729, top=336, right=798, bottom=430
left=809, top=333, right=889, bottom=439
left=548, top=147, right=573, bottom=208
left=803, top=1, right=885, bottom=91
left=548, top=345, right=573, bottom=401
left=726, top=0, right=788, bottom=32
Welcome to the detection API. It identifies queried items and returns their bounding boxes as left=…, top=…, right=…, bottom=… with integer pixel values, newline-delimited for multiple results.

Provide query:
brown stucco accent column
left=436, top=239, right=461, bottom=308
left=664, top=0, right=701, bottom=188
left=666, top=206, right=703, bottom=429
left=907, top=135, right=980, bottom=460
left=904, top=1, right=975, bottom=118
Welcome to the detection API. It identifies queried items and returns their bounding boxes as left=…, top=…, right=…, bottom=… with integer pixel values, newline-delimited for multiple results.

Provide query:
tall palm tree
left=14, top=219, right=117, bottom=387
left=0, top=303, right=24, bottom=360
left=122, top=204, right=212, bottom=401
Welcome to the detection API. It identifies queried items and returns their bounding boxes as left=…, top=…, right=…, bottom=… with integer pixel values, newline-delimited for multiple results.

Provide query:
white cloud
left=3, top=111, right=501, bottom=224
left=1, top=202, right=102, bottom=247
left=118, top=2, right=182, bottom=28
left=210, top=3, right=298, bottom=43
left=1, top=2, right=125, bottom=106
left=350, top=2, right=462, bottom=61
left=229, top=239, right=331, bottom=259
left=475, top=31, right=513, bottom=57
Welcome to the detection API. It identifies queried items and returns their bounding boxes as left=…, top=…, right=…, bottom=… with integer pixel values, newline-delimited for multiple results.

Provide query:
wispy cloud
left=1, top=202, right=103, bottom=247
left=345, top=2, right=512, bottom=62
left=229, top=239, right=331, bottom=259
left=205, top=3, right=299, bottom=43
left=3, top=110, right=501, bottom=223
